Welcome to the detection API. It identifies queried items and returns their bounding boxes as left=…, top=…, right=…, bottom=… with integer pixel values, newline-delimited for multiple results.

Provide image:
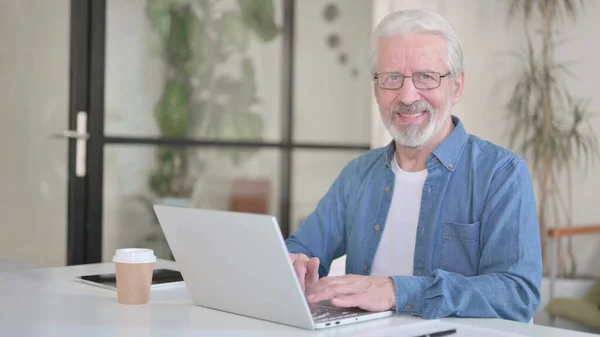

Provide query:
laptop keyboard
left=309, top=303, right=363, bottom=322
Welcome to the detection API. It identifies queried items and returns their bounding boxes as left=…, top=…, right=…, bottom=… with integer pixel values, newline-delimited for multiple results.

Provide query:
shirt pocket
left=439, top=221, right=481, bottom=276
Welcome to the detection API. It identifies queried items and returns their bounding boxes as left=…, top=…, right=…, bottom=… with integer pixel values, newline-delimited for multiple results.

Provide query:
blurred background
left=0, top=0, right=599, bottom=333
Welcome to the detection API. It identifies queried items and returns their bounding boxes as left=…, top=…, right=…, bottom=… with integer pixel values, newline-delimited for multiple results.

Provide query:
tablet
left=75, top=268, right=184, bottom=291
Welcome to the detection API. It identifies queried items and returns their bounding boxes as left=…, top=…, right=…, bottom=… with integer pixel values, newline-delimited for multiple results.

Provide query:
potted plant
left=139, top=0, right=280, bottom=258
left=502, top=0, right=598, bottom=277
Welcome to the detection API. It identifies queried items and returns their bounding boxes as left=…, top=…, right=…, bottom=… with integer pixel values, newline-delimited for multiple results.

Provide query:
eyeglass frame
left=373, top=71, right=452, bottom=90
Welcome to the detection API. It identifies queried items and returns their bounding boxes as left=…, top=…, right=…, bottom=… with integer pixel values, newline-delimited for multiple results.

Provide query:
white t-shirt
left=370, top=156, right=427, bottom=277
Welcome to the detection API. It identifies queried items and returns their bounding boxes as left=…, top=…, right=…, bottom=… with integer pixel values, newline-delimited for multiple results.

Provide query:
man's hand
left=305, top=275, right=397, bottom=312
left=289, top=253, right=320, bottom=292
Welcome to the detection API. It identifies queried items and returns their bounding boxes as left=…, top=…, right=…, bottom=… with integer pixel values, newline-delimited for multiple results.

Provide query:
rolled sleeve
left=391, top=276, right=427, bottom=315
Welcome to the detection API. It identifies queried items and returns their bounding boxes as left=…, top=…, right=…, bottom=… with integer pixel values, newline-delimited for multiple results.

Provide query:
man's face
left=374, top=34, right=464, bottom=147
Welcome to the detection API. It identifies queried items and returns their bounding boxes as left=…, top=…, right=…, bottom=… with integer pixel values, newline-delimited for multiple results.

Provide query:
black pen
left=414, top=328, right=457, bottom=337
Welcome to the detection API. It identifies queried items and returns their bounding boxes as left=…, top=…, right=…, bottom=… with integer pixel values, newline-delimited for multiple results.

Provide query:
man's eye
left=388, top=75, right=399, bottom=81
left=419, top=73, right=434, bottom=81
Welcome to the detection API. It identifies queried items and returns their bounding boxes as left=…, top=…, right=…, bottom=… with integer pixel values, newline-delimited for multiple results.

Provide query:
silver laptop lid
left=153, top=205, right=315, bottom=329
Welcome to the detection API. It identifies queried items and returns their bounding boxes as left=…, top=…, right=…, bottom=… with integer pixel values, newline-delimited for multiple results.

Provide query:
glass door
left=73, top=0, right=372, bottom=264
left=84, top=0, right=290, bottom=263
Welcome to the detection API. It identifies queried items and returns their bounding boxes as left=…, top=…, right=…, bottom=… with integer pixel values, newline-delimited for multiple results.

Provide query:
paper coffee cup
left=112, top=248, right=156, bottom=304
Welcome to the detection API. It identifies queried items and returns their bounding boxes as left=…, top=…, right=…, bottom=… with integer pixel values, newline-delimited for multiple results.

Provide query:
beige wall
left=0, top=0, right=70, bottom=266
left=291, top=0, right=372, bottom=230
left=371, top=0, right=600, bottom=278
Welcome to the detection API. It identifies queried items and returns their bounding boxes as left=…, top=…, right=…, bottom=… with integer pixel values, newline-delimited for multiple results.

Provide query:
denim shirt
left=285, top=115, right=542, bottom=322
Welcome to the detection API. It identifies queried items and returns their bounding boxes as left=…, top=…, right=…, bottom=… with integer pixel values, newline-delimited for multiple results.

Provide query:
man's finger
left=306, top=275, right=356, bottom=295
left=331, top=292, right=394, bottom=312
left=306, top=257, right=320, bottom=287
left=306, top=282, right=356, bottom=304
left=329, top=294, right=363, bottom=308
left=289, top=253, right=309, bottom=264
left=331, top=293, right=383, bottom=312
left=293, top=260, right=308, bottom=292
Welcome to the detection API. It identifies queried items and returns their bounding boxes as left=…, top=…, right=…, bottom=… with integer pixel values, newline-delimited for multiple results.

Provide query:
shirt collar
left=383, top=115, right=469, bottom=171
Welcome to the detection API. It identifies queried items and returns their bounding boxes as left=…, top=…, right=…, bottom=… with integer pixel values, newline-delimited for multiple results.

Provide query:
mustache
left=392, top=101, right=434, bottom=114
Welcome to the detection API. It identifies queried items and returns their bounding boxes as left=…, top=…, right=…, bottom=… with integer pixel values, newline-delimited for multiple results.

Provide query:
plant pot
left=156, top=197, right=191, bottom=208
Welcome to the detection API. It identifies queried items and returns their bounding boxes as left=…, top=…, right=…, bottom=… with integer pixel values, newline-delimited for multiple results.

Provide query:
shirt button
left=385, top=186, right=391, bottom=192
left=448, top=163, right=454, bottom=169
left=375, top=225, right=381, bottom=231
left=363, top=264, right=369, bottom=271
left=405, top=305, right=412, bottom=311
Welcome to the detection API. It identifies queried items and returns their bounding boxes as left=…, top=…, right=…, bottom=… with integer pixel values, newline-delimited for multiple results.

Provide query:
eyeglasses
left=373, top=71, right=451, bottom=90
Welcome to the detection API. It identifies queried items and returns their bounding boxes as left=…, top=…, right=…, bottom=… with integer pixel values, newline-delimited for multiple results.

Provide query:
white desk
left=0, top=259, right=596, bottom=337
left=0, top=258, right=36, bottom=272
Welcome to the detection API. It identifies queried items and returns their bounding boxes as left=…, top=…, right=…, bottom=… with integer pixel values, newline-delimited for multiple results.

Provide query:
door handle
left=49, top=130, right=90, bottom=140
left=49, top=111, right=88, bottom=177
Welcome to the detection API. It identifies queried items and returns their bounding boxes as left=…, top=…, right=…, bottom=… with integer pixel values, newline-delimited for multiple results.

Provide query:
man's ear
left=450, top=71, right=465, bottom=104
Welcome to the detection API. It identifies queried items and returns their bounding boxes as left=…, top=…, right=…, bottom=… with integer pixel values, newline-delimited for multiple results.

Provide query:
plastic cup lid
left=112, top=248, right=156, bottom=264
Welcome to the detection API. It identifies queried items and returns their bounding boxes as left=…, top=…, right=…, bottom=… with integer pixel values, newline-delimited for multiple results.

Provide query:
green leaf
left=237, top=0, right=279, bottom=42
left=147, top=0, right=196, bottom=59
left=196, top=101, right=227, bottom=139
left=506, top=0, right=536, bottom=21
left=149, top=147, right=175, bottom=196
left=504, top=0, right=585, bottom=24
left=188, top=13, right=208, bottom=74
left=147, top=0, right=275, bottom=170
left=146, top=0, right=176, bottom=39
left=236, top=57, right=260, bottom=107
left=214, top=75, right=242, bottom=93
left=165, top=5, right=194, bottom=66
left=154, top=80, right=190, bottom=138
left=214, top=11, right=249, bottom=53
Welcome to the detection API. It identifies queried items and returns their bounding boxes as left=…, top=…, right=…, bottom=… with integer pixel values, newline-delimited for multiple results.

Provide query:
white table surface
left=0, top=259, right=597, bottom=337
left=0, top=258, right=37, bottom=272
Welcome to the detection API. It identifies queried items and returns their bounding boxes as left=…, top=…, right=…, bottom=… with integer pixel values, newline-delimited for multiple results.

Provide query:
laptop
left=153, top=205, right=394, bottom=330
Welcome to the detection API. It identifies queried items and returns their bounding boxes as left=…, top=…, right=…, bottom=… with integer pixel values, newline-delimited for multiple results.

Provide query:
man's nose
left=396, top=77, right=420, bottom=105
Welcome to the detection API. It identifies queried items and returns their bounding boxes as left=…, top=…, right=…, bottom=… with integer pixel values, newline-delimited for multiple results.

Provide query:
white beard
left=381, top=100, right=451, bottom=148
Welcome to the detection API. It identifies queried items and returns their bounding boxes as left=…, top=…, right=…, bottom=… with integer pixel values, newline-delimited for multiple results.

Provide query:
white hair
left=370, top=9, right=464, bottom=75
